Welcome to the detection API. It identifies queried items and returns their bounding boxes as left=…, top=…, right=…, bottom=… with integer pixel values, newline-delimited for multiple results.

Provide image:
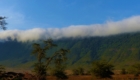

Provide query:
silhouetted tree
left=32, top=39, right=69, bottom=80
left=91, top=61, right=114, bottom=78
left=0, top=16, right=7, bottom=30
left=32, top=39, right=56, bottom=63
left=32, top=39, right=56, bottom=80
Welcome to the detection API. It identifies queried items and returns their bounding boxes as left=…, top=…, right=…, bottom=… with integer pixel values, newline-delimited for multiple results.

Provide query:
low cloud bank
left=1, top=16, right=140, bottom=42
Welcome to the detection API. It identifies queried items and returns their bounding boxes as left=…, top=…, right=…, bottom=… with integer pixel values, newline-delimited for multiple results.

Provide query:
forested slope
left=0, top=32, right=140, bottom=69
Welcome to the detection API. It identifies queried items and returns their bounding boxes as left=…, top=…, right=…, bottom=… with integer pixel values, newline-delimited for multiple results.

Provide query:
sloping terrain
left=0, top=32, right=140, bottom=69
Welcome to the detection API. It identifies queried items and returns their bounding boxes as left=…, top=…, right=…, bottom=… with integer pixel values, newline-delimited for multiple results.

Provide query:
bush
left=121, top=68, right=127, bottom=74
left=33, top=63, right=46, bottom=80
left=0, top=65, right=5, bottom=75
left=90, top=61, right=114, bottom=78
left=51, top=66, right=68, bottom=79
left=128, top=63, right=140, bottom=76
left=72, top=67, right=84, bottom=75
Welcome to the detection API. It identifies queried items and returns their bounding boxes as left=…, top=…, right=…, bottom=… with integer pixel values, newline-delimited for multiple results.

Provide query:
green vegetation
left=33, top=62, right=46, bottom=80
left=72, top=67, right=85, bottom=75
left=32, top=39, right=57, bottom=80
left=0, top=65, right=5, bottom=75
left=51, top=66, right=68, bottom=79
left=121, top=68, right=127, bottom=74
left=128, top=63, right=140, bottom=76
left=1, top=14, right=140, bottom=79
left=51, top=49, right=68, bottom=79
left=0, top=32, right=140, bottom=69
left=90, top=61, right=114, bottom=78
left=0, top=16, right=7, bottom=30
left=32, top=39, right=69, bottom=80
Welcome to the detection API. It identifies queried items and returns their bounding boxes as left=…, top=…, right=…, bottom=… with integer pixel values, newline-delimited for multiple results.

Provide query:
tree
left=32, top=39, right=56, bottom=80
left=90, top=61, right=114, bottom=78
left=32, top=39, right=69, bottom=80
left=0, top=16, right=7, bottom=30
left=51, top=49, right=69, bottom=80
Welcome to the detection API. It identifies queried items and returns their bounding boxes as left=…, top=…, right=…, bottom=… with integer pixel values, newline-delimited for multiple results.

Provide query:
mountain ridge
left=0, top=32, right=140, bottom=69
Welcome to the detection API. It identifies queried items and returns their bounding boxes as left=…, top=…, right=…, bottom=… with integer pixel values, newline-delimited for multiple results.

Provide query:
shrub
left=128, top=63, right=140, bottom=76
left=121, top=68, right=127, bottom=74
left=33, top=63, right=46, bottom=80
left=72, top=67, right=84, bottom=75
left=51, top=66, right=68, bottom=79
left=0, top=65, right=5, bottom=75
left=90, top=61, right=114, bottom=78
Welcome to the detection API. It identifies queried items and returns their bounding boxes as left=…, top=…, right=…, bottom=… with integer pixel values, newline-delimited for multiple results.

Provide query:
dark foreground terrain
left=1, top=71, right=140, bottom=80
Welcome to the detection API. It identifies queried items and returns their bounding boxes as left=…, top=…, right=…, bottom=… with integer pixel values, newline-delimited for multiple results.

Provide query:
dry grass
left=46, top=74, right=140, bottom=80
left=112, top=74, right=140, bottom=80
left=5, top=69, right=140, bottom=80
left=46, top=75, right=92, bottom=80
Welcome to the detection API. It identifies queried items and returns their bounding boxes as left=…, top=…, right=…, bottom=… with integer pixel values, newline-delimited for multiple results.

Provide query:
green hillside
left=0, top=32, right=140, bottom=69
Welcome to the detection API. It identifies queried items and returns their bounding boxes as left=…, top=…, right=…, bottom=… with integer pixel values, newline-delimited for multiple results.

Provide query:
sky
left=0, top=0, right=140, bottom=41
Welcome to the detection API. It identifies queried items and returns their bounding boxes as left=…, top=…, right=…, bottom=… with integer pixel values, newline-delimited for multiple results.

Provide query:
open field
left=2, top=69, right=140, bottom=80
left=4, top=69, right=140, bottom=80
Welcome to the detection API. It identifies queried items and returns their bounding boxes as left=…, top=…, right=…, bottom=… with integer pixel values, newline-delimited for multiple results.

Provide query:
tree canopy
left=0, top=16, right=7, bottom=30
left=32, top=39, right=69, bottom=80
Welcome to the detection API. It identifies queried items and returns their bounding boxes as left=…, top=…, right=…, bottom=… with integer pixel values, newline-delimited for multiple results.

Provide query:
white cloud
left=0, top=16, right=140, bottom=42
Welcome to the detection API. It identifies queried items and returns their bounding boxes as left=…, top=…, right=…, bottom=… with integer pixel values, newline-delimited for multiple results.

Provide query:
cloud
left=0, top=16, right=140, bottom=42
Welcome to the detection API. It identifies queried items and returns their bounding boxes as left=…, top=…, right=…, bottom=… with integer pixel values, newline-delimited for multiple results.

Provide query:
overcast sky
left=0, top=0, right=140, bottom=41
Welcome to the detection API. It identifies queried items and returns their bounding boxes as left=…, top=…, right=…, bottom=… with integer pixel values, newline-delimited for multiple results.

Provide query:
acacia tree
left=0, top=16, right=7, bottom=30
left=32, top=39, right=56, bottom=80
left=51, top=49, right=69, bottom=79
left=32, top=39, right=69, bottom=80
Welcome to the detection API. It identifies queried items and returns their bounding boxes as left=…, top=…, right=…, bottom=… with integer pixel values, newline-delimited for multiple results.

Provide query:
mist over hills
left=0, top=31, right=140, bottom=69
left=0, top=16, right=140, bottom=42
